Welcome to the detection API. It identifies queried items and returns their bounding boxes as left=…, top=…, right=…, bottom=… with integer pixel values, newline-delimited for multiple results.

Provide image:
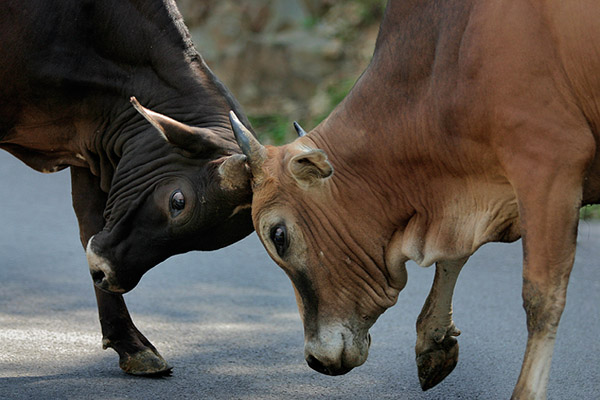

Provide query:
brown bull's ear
left=289, top=148, right=333, bottom=187
left=130, top=97, right=226, bottom=154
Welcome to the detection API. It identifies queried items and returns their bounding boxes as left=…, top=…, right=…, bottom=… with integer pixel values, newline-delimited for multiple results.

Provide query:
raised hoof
left=119, top=348, right=173, bottom=376
left=416, top=336, right=459, bottom=391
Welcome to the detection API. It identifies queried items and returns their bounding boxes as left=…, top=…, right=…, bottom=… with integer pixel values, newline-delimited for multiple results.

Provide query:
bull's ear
left=218, top=154, right=251, bottom=190
left=130, top=97, right=225, bottom=154
left=289, top=148, right=333, bottom=187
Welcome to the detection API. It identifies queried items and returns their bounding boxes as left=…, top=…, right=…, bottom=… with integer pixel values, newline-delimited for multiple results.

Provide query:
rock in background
left=177, top=0, right=384, bottom=143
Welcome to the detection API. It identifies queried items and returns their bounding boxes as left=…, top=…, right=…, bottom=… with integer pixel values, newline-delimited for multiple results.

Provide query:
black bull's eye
left=270, top=225, right=288, bottom=257
left=170, top=190, right=185, bottom=215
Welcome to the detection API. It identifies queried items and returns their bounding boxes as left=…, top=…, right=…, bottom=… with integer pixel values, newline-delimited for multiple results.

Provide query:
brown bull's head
left=228, top=112, right=408, bottom=375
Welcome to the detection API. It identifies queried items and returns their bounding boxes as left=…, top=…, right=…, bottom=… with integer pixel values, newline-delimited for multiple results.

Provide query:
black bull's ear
left=130, top=97, right=231, bottom=155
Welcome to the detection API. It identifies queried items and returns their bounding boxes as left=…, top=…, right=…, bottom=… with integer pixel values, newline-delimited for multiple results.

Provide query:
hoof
left=119, top=348, right=173, bottom=376
left=416, top=336, right=459, bottom=391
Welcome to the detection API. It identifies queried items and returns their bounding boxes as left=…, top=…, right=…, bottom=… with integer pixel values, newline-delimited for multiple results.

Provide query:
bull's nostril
left=306, top=354, right=326, bottom=374
left=91, top=269, right=106, bottom=286
left=306, top=353, right=354, bottom=376
left=306, top=354, right=330, bottom=375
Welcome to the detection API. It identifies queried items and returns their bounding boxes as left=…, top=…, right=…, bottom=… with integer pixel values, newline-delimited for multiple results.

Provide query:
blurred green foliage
left=247, top=0, right=384, bottom=145
left=302, top=16, right=320, bottom=29
left=310, top=77, right=357, bottom=126
left=355, top=0, right=387, bottom=25
left=326, top=78, right=357, bottom=109
left=580, top=204, right=600, bottom=220
left=248, top=114, right=290, bottom=145
left=249, top=77, right=357, bottom=145
left=301, top=0, right=385, bottom=38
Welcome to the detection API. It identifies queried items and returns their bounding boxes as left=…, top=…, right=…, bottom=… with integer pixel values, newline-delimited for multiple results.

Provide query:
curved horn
left=131, top=97, right=230, bottom=155
left=293, top=121, right=307, bottom=137
left=229, top=111, right=266, bottom=174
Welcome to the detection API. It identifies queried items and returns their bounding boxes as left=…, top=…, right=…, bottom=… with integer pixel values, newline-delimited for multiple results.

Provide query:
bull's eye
left=170, top=190, right=185, bottom=216
left=270, top=225, right=288, bottom=257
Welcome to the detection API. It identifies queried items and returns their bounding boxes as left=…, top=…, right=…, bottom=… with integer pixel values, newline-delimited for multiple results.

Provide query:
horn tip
left=293, top=121, right=307, bottom=137
left=130, top=97, right=144, bottom=114
left=229, top=110, right=240, bottom=123
left=229, top=111, right=247, bottom=138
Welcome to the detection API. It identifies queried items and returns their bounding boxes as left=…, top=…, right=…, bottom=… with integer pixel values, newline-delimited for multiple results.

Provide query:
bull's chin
left=305, top=354, right=354, bottom=376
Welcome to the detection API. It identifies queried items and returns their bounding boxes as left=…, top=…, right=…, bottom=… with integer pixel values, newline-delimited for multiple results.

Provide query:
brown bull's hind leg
left=415, top=258, right=467, bottom=390
left=504, top=135, right=592, bottom=399
left=71, top=166, right=171, bottom=375
left=510, top=187, right=582, bottom=399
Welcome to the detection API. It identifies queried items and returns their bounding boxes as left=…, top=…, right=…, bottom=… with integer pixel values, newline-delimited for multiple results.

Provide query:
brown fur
left=244, top=0, right=599, bottom=398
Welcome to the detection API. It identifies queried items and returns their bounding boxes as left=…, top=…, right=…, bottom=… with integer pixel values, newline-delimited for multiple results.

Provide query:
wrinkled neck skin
left=299, top=4, right=521, bottom=303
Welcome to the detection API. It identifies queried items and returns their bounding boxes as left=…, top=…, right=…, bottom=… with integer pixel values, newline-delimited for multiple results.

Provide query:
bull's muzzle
left=303, top=324, right=371, bottom=376
left=86, top=237, right=126, bottom=293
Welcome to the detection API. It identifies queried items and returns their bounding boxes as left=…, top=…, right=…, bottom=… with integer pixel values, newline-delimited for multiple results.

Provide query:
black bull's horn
left=229, top=111, right=267, bottom=175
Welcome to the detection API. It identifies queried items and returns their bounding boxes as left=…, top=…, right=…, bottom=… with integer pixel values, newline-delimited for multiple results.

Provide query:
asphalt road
left=0, top=150, right=599, bottom=400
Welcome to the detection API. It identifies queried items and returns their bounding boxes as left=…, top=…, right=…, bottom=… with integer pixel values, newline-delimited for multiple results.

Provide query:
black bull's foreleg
left=93, top=287, right=171, bottom=374
left=70, top=166, right=171, bottom=375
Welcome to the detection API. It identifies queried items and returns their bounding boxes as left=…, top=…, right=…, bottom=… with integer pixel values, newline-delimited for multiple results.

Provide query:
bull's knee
left=522, top=279, right=566, bottom=336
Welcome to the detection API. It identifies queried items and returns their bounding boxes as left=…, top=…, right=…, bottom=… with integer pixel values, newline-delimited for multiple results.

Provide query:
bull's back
left=0, top=1, right=34, bottom=137
left=0, top=1, right=99, bottom=171
left=455, top=0, right=600, bottom=203
left=546, top=1, right=600, bottom=203
left=546, top=1, right=600, bottom=134
left=0, top=1, right=72, bottom=137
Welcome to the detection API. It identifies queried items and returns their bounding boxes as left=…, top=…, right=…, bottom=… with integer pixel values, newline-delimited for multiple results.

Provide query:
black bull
left=0, top=0, right=254, bottom=374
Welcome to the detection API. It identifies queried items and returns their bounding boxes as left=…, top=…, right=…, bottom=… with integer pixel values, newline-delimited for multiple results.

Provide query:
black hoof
left=416, top=336, right=459, bottom=391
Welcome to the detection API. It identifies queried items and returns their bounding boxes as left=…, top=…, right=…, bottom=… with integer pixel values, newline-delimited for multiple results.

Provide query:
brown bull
left=227, top=0, right=600, bottom=398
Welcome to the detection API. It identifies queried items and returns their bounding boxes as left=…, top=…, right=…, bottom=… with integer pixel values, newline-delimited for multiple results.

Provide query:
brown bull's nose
left=306, top=354, right=353, bottom=376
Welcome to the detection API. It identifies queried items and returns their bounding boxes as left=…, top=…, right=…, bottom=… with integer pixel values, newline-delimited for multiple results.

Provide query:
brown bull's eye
left=170, top=190, right=185, bottom=215
left=270, top=225, right=288, bottom=257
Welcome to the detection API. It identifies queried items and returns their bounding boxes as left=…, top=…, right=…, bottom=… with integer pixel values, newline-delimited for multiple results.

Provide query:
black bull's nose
left=305, top=355, right=354, bottom=376
left=89, top=266, right=128, bottom=294
left=87, top=238, right=132, bottom=294
left=91, top=268, right=107, bottom=287
left=91, top=273, right=127, bottom=294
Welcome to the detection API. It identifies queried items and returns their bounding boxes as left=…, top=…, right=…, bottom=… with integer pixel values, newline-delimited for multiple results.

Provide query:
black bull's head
left=87, top=99, right=254, bottom=293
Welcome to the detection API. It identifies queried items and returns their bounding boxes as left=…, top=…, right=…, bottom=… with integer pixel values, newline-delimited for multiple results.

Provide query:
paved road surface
left=1, top=151, right=599, bottom=399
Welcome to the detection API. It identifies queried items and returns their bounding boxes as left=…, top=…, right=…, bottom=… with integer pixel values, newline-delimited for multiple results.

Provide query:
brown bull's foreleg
left=415, top=257, right=467, bottom=391
left=70, top=166, right=171, bottom=375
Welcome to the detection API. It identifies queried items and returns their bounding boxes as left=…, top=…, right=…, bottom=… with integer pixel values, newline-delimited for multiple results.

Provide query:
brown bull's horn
left=229, top=111, right=266, bottom=174
left=293, top=121, right=307, bottom=137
